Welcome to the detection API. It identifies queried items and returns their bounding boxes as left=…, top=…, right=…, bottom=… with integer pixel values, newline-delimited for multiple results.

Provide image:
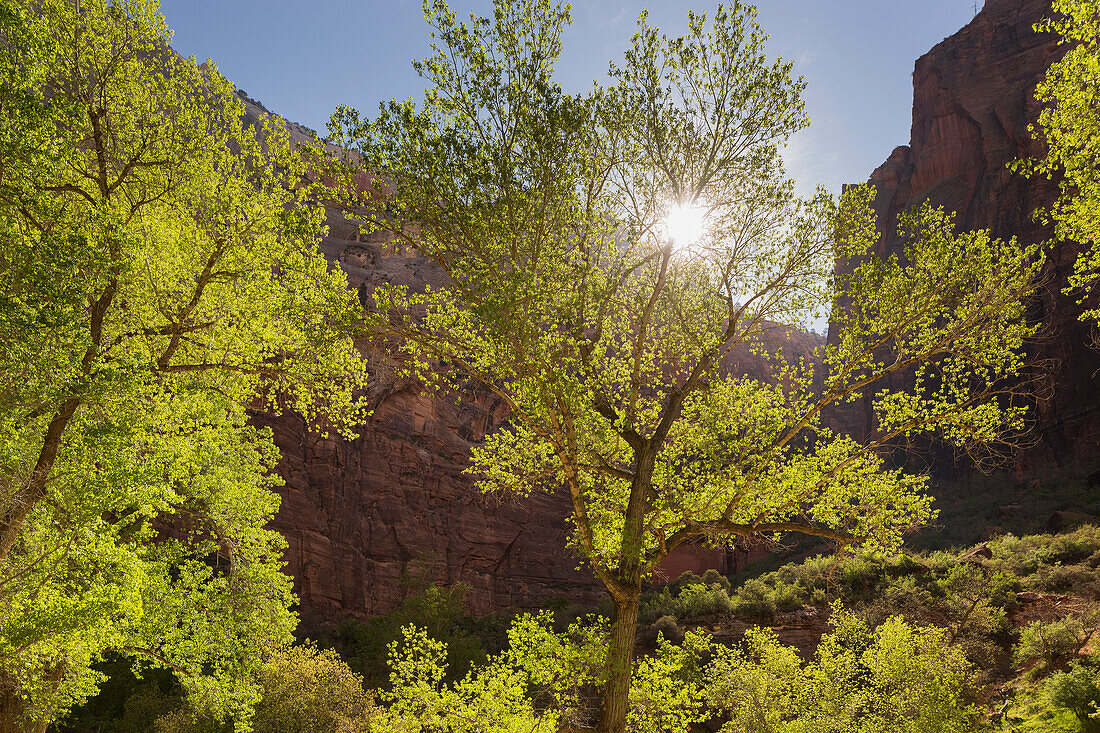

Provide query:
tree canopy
left=0, top=0, right=367, bottom=729
left=330, top=1, right=1041, bottom=731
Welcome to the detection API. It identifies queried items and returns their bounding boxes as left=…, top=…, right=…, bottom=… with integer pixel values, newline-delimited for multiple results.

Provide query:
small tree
left=0, top=0, right=367, bottom=728
left=331, top=1, right=1041, bottom=730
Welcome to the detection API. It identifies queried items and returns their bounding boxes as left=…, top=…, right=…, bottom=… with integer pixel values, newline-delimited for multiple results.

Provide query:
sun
left=664, top=202, right=709, bottom=247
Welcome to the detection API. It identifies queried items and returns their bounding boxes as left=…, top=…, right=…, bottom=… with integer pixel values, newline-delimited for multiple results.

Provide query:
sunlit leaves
left=331, top=2, right=1039, bottom=728
left=1016, top=0, right=1100, bottom=321
left=706, top=607, right=979, bottom=733
left=828, top=190, right=1041, bottom=463
left=0, top=0, right=368, bottom=727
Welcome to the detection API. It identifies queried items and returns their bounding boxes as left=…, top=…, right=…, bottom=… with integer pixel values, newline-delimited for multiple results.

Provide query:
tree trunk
left=0, top=398, right=81, bottom=561
left=0, top=677, right=21, bottom=733
left=596, top=590, right=641, bottom=733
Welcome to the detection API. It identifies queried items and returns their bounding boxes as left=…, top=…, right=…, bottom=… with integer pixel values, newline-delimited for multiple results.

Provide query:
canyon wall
left=829, top=0, right=1100, bottom=488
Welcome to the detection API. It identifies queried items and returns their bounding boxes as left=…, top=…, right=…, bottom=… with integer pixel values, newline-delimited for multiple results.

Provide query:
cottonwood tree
left=0, top=0, right=367, bottom=729
left=1017, top=0, right=1100, bottom=322
left=330, top=1, right=1041, bottom=731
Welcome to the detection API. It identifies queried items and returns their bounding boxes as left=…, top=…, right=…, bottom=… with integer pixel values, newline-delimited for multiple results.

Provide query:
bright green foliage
left=935, top=564, right=1011, bottom=645
left=248, top=645, right=378, bottom=733
left=329, top=0, right=1042, bottom=588
left=1016, top=616, right=1094, bottom=675
left=706, top=606, right=980, bottom=733
left=1043, top=661, right=1100, bottom=733
left=155, top=645, right=379, bottom=733
left=674, top=582, right=736, bottom=617
left=330, top=1, right=1040, bottom=729
left=705, top=627, right=804, bottom=733
left=0, top=0, right=367, bottom=728
left=377, top=606, right=979, bottom=733
left=629, top=630, right=710, bottom=733
left=377, top=613, right=606, bottom=732
left=830, top=193, right=1040, bottom=468
left=1017, top=0, right=1100, bottom=321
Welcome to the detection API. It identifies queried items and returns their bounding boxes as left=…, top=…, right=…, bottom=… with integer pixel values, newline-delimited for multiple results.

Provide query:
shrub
left=1039, top=527, right=1100, bottom=566
left=667, top=571, right=705, bottom=597
left=1045, top=661, right=1100, bottom=733
left=732, top=579, right=776, bottom=621
left=155, top=645, right=378, bottom=733
left=645, top=615, right=685, bottom=646
left=1016, top=617, right=1090, bottom=673
left=706, top=606, right=981, bottom=733
left=701, top=569, right=732, bottom=593
left=640, top=589, right=676, bottom=623
left=863, top=575, right=933, bottom=627
left=924, top=550, right=958, bottom=576
left=771, top=581, right=804, bottom=612
left=839, top=555, right=881, bottom=595
left=675, top=583, right=735, bottom=618
left=885, top=553, right=926, bottom=577
left=1041, top=564, right=1100, bottom=596
left=936, top=565, right=1009, bottom=643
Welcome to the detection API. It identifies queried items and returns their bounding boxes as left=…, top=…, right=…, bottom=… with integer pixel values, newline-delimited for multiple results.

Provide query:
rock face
left=260, top=206, right=822, bottom=617
left=830, top=0, right=1100, bottom=481
left=257, top=210, right=598, bottom=617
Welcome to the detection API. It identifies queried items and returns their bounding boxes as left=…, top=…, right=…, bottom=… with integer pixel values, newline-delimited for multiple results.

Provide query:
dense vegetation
left=2, top=0, right=1099, bottom=730
left=1017, top=0, right=1100, bottom=324
left=57, top=524, right=1100, bottom=731
left=0, top=0, right=367, bottom=728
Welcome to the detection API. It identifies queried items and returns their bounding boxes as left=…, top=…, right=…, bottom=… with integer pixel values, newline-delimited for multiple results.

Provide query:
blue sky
left=159, top=0, right=978, bottom=196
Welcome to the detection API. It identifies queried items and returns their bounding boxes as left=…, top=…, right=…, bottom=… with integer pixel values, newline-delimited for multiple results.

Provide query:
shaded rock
left=959, top=542, right=994, bottom=564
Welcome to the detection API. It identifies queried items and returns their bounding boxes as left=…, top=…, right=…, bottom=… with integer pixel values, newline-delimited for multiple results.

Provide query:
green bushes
left=644, top=572, right=739, bottom=623
left=1038, top=563, right=1100, bottom=595
left=666, top=570, right=729, bottom=596
left=705, top=606, right=981, bottom=733
left=324, top=584, right=512, bottom=684
left=1016, top=617, right=1095, bottom=674
left=155, top=645, right=379, bottom=733
left=676, top=583, right=736, bottom=617
left=64, top=526, right=1100, bottom=731
left=1037, top=527, right=1100, bottom=566
left=371, top=605, right=978, bottom=733
left=645, top=615, right=685, bottom=645
left=731, top=579, right=777, bottom=621
left=701, top=569, right=732, bottom=592
left=1044, top=661, right=1100, bottom=733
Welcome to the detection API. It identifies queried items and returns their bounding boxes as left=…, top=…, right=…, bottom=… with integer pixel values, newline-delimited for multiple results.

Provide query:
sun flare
left=664, top=202, right=709, bottom=247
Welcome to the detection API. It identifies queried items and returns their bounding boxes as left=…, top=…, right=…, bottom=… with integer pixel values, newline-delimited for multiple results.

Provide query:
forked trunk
left=596, top=591, right=641, bottom=733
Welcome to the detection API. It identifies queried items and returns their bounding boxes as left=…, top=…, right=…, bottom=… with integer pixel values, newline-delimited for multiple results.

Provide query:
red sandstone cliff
left=829, top=0, right=1100, bottom=485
